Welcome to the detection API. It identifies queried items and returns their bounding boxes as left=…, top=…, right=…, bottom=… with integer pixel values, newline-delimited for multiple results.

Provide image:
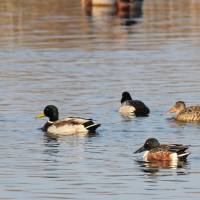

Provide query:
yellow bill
left=37, top=112, right=45, bottom=118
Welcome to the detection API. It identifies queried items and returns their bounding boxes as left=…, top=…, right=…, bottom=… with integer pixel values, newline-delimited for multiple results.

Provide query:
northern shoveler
left=37, top=105, right=101, bottom=135
left=119, top=91, right=150, bottom=116
left=168, top=101, right=200, bottom=122
left=134, top=138, right=190, bottom=162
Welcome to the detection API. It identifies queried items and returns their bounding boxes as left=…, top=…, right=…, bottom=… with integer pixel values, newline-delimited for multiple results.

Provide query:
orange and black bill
left=167, top=106, right=176, bottom=113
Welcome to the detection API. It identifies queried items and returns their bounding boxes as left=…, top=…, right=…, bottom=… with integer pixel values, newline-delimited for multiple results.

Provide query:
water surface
left=0, top=0, right=200, bottom=199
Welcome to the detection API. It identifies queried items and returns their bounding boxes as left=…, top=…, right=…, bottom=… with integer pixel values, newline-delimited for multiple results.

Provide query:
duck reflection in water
left=43, top=133, right=60, bottom=160
left=136, top=160, right=189, bottom=176
left=81, top=0, right=143, bottom=26
left=117, top=0, right=143, bottom=26
left=137, top=159, right=188, bottom=170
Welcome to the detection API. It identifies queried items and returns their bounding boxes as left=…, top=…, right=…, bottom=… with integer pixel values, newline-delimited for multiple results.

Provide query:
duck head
left=37, top=105, right=59, bottom=122
left=168, top=101, right=186, bottom=114
left=134, top=138, right=160, bottom=153
left=121, top=91, right=133, bottom=103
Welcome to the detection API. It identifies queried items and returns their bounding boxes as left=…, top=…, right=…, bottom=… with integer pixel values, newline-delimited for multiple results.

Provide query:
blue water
left=1, top=0, right=200, bottom=199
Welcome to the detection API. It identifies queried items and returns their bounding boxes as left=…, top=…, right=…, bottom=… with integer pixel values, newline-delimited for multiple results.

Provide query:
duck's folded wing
left=48, top=118, right=100, bottom=135
left=62, top=117, right=93, bottom=124
left=187, top=106, right=200, bottom=111
left=47, top=119, right=89, bottom=135
left=66, top=116, right=93, bottom=120
left=55, top=118, right=99, bottom=129
left=162, top=144, right=190, bottom=153
left=129, top=100, right=150, bottom=115
left=53, top=119, right=79, bottom=127
left=160, top=144, right=190, bottom=160
left=178, top=109, right=200, bottom=121
left=64, top=118, right=100, bottom=132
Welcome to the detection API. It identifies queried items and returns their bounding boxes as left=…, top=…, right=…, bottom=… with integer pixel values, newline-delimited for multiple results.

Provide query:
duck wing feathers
left=160, top=144, right=190, bottom=160
left=177, top=107, right=200, bottom=122
left=47, top=117, right=100, bottom=135
left=53, top=117, right=97, bottom=128
left=127, top=100, right=150, bottom=116
left=160, top=144, right=190, bottom=153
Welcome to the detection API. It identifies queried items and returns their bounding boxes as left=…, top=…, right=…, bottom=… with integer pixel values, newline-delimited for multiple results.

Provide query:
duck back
left=130, top=100, right=150, bottom=116
left=177, top=107, right=200, bottom=122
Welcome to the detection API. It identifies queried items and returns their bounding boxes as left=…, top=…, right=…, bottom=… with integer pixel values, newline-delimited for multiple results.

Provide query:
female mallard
left=168, top=101, right=200, bottom=122
left=134, top=138, right=190, bottom=162
left=119, top=91, right=150, bottom=116
left=37, top=105, right=101, bottom=135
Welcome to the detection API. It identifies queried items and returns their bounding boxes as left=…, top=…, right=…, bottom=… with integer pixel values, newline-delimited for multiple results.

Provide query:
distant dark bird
left=37, top=105, right=101, bottom=135
left=134, top=138, right=190, bottom=162
left=119, top=91, right=150, bottom=116
left=168, top=101, right=200, bottom=122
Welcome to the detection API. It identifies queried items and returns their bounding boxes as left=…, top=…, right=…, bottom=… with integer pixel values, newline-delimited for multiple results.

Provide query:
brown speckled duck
left=168, top=101, right=200, bottom=122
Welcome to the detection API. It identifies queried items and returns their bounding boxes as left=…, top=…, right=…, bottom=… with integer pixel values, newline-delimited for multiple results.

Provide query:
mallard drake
left=134, top=138, right=190, bottom=162
left=168, top=101, right=200, bottom=122
left=119, top=91, right=150, bottom=116
left=37, top=105, right=101, bottom=135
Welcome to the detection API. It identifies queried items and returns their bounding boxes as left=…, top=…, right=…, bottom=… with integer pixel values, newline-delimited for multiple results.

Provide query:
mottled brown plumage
left=168, top=101, right=200, bottom=122
left=146, top=150, right=172, bottom=161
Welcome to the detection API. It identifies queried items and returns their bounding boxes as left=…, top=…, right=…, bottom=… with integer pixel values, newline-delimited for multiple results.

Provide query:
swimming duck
left=168, top=101, right=200, bottom=122
left=37, top=105, right=101, bottom=135
left=134, top=138, right=190, bottom=162
left=119, top=91, right=150, bottom=116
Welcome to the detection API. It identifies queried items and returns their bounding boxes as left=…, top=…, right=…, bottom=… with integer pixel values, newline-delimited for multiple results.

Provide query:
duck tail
left=178, top=152, right=190, bottom=160
left=83, top=121, right=101, bottom=132
left=177, top=148, right=191, bottom=160
left=87, top=123, right=101, bottom=132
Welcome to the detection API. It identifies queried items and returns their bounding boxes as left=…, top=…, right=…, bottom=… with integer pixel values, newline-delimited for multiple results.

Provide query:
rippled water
left=1, top=0, right=200, bottom=199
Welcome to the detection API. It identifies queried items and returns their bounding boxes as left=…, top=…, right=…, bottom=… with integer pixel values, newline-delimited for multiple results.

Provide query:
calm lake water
left=1, top=0, right=200, bottom=199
